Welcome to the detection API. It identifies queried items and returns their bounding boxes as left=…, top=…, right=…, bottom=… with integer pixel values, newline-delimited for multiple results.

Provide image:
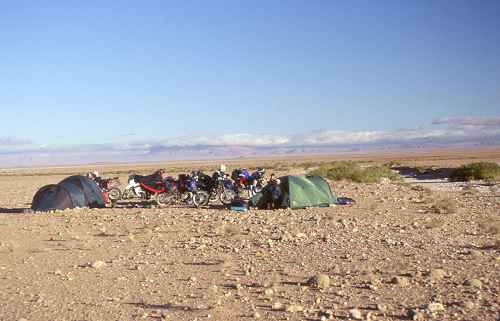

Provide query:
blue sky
left=0, top=1, right=499, bottom=163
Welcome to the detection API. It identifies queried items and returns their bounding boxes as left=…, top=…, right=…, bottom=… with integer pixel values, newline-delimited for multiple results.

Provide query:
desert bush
left=383, top=160, right=402, bottom=168
left=301, top=161, right=320, bottom=170
left=450, top=162, right=500, bottom=181
left=425, top=218, right=444, bottom=229
left=310, top=161, right=402, bottom=183
left=430, top=198, right=457, bottom=214
left=479, top=219, right=500, bottom=235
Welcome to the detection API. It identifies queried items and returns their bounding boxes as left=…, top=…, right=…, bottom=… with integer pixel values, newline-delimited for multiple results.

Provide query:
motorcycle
left=218, top=176, right=238, bottom=205
left=122, top=172, right=170, bottom=206
left=98, top=177, right=122, bottom=205
left=160, top=174, right=209, bottom=208
left=194, top=171, right=236, bottom=206
left=231, top=168, right=266, bottom=198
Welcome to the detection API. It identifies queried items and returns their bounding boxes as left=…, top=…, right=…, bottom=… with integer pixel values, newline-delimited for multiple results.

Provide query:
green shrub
left=450, top=162, right=500, bottom=181
left=310, top=161, right=401, bottom=183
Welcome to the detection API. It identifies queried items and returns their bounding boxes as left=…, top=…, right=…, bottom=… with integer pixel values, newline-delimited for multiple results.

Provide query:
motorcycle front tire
left=108, top=187, right=122, bottom=201
left=193, top=191, right=209, bottom=207
left=219, top=190, right=235, bottom=205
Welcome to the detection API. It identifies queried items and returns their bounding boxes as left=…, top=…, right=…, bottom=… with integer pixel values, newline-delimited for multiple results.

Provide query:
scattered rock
left=264, top=288, right=274, bottom=296
left=429, top=269, right=446, bottom=282
left=376, top=303, right=388, bottom=313
left=425, top=302, right=445, bottom=313
left=464, top=278, right=482, bottom=289
left=407, top=309, right=425, bottom=321
left=272, top=302, right=284, bottom=311
left=462, top=301, right=476, bottom=310
left=319, top=309, right=334, bottom=320
left=286, top=304, right=304, bottom=313
left=391, top=276, right=410, bottom=287
left=307, top=274, right=330, bottom=289
left=349, top=308, right=363, bottom=320
left=90, top=260, right=106, bottom=269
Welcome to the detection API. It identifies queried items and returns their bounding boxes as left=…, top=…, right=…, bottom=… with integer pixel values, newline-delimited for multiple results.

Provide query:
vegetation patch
left=450, top=162, right=500, bottom=181
left=310, top=161, right=402, bottom=183
left=430, top=198, right=457, bottom=214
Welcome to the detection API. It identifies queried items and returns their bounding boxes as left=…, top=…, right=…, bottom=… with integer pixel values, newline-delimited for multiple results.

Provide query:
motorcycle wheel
left=181, top=192, right=193, bottom=205
left=122, top=189, right=135, bottom=200
left=156, top=192, right=175, bottom=206
left=108, top=187, right=122, bottom=201
left=219, top=190, right=235, bottom=205
left=193, top=191, right=209, bottom=207
left=254, top=183, right=264, bottom=193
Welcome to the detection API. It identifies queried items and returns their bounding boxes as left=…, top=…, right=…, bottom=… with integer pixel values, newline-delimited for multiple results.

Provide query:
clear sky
left=1, top=0, right=499, bottom=150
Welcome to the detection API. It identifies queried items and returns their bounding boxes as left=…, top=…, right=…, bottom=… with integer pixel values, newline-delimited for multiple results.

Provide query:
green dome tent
left=250, top=175, right=337, bottom=209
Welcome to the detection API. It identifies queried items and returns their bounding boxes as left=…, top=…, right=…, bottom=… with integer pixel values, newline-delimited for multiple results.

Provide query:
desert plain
left=0, top=148, right=499, bottom=321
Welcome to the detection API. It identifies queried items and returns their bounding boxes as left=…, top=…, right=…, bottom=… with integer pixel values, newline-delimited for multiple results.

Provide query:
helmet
left=275, top=179, right=281, bottom=185
left=219, top=164, right=226, bottom=172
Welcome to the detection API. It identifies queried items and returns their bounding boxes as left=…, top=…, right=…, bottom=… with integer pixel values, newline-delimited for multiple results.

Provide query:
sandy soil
left=0, top=152, right=499, bottom=321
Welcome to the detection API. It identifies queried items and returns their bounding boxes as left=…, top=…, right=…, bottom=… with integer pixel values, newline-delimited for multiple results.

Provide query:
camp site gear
left=31, top=175, right=106, bottom=212
left=250, top=175, right=337, bottom=209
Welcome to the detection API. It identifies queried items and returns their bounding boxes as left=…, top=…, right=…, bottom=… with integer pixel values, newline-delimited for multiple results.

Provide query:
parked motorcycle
left=122, top=172, right=170, bottom=205
left=231, top=167, right=266, bottom=198
left=218, top=176, right=238, bottom=205
left=98, top=177, right=122, bottom=205
left=87, top=172, right=122, bottom=206
left=160, top=174, right=209, bottom=208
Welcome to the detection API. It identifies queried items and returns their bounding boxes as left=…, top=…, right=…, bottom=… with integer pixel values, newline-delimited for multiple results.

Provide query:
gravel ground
left=0, top=175, right=499, bottom=321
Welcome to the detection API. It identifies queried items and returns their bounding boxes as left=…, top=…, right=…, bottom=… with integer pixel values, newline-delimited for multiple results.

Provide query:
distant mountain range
left=1, top=139, right=498, bottom=168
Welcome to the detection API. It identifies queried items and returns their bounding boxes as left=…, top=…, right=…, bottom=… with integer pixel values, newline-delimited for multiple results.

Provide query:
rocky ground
left=0, top=172, right=499, bottom=321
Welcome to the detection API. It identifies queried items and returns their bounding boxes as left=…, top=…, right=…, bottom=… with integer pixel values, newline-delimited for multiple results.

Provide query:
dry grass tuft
left=425, top=218, right=445, bottom=229
left=310, top=161, right=402, bottom=183
left=479, top=219, right=500, bottom=235
left=450, top=162, right=500, bottom=181
left=430, top=198, right=457, bottom=214
left=223, top=225, right=241, bottom=237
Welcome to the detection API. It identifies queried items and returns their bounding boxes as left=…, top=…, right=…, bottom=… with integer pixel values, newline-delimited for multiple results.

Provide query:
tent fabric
left=31, top=175, right=105, bottom=211
left=59, top=175, right=105, bottom=208
left=31, top=184, right=74, bottom=212
left=250, top=175, right=337, bottom=209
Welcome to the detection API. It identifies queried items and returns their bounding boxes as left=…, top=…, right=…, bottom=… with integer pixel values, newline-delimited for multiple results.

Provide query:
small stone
left=90, top=260, right=106, bottom=269
left=429, top=269, right=446, bottom=282
left=264, top=288, right=274, bottom=296
left=462, top=301, right=475, bottom=310
left=296, top=232, right=307, bottom=238
left=253, top=311, right=261, bottom=319
left=392, top=276, right=410, bottom=287
left=464, top=278, right=482, bottom=289
left=469, top=249, right=481, bottom=257
left=425, top=302, right=445, bottom=313
left=286, top=304, right=304, bottom=313
left=349, top=308, right=362, bottom=320
left=376, top=303, right=388, bottom=313
left=407, top=308, right=425, bottom=321
left=319, top=309, right=333, bottom=320
left=307, top=274, right=330, bottom=289
left=54, top=269, right=63, bottom=276
left=272, top=302, right=284, bottom=310
left=189, top=276, right=197, bottom=282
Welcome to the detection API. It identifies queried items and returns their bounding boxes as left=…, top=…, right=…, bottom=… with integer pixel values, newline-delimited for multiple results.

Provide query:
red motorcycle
left=98, top=177, right=122, bottom=204
left=122, top=171, right=170, bottom=205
